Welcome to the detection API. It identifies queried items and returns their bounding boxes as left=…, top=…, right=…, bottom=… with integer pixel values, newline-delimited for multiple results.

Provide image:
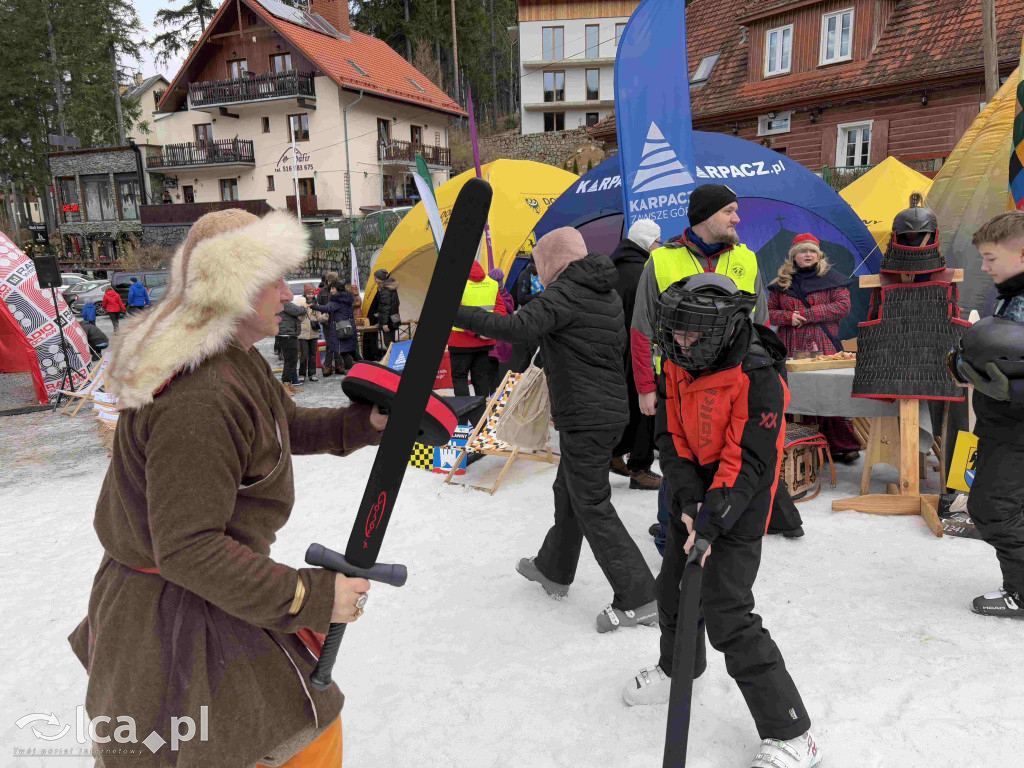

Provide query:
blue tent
left=529, top=131, right=881, bottom=339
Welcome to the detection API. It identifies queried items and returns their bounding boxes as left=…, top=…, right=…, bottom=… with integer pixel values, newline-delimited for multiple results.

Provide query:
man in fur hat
left=69, top=209, right=387, bottom=767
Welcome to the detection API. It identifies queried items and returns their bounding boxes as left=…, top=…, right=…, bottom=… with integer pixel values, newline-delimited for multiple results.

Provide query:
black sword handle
left=684, top=537, right=710, bottom=567
left=304, top=543, right=408, bottom=691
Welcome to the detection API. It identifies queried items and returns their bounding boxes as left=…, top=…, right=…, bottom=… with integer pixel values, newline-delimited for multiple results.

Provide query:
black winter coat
left=454, top=253, right=629, bottom=432
left=376, top=283, right=400, bottom=329
left=609, top=238, right=648, bottom=331
left=313, top=292, right=358, bottom=354
left=276, top=301, right=304, bottom=338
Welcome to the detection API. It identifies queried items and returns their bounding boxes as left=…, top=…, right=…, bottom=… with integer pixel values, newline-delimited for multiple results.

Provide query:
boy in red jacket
left=622, top=273, right=820, bottom=768
left=101, top=285, right=127, bottom=330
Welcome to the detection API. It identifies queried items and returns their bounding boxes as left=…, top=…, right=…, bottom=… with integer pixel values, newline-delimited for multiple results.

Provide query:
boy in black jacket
left=950, top=211, right=1024, bottom=618
left=454, top=227, right=657, bottom=633
left=622, top=273, right=820, bottom=768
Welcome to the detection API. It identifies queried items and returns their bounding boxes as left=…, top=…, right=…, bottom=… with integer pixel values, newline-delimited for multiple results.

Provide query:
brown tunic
left=69, top=343, right=381, bottom=766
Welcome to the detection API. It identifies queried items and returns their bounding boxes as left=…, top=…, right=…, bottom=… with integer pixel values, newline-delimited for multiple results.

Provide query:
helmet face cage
left=657, top=281, right=754, bottom=372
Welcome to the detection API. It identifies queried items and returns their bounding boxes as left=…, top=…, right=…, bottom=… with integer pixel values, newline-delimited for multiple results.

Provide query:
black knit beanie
left=688, top=184, right=738, bottom=228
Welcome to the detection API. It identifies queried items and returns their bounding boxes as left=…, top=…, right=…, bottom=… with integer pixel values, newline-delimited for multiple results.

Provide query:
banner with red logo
left=0, top=233, right=90, bottom=399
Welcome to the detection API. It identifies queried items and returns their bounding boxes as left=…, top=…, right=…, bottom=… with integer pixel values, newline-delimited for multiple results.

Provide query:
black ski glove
left=955, top=356, right=1011, bottom=401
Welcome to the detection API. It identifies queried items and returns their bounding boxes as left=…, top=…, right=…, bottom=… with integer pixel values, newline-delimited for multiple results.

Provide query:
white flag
left=350, top=242, right=360, bottom=292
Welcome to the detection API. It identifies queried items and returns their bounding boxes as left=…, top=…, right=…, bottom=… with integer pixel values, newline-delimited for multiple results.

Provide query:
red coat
left=102, top=288, right=126, bottom=314
left=768, top=285, right=850, bottom=355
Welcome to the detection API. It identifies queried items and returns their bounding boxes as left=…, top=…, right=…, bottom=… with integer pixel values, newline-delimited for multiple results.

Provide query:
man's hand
left=331, top=574, right=371, bottom=623
left=370, top=405, right=389, bottom=431
left=639, top=391, right=658, bottom=416
left=683, top=530, right=711, bottom=566
left=791, top=312, right=808, bottom=327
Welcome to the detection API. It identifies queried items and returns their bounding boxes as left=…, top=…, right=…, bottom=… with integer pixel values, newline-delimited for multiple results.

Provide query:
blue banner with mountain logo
left=614, top=0, right=696, bottom=236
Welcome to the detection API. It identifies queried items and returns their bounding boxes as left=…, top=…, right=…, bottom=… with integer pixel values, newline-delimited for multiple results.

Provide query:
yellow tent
left=363, top=160, right=578, bottom=318
left=927, top=67, right=1019, bottom=310
left=839, top=156, right=933, bottom=253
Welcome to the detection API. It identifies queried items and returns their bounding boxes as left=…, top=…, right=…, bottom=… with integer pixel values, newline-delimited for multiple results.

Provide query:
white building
left=517, top=0, right=639, bottom=135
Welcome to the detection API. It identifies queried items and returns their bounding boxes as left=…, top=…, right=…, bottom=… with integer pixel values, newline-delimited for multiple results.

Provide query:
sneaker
left=307, top=376, right=318, bottom=382
left=971, top=588, right=1024, bottom=618
left=596, top=600, right=658, bottom=633
left=292, top=379, right=304, bottom=387
left=622, top=665, right=670, bottom=706
left=610, top=457, right=631, bottom=477
left=648, top=522, right=662, bottom=538
left=515, top=557, right=569, bottom=598
left=750, top=731, right=821, bottom=768
left=629, top=469, right=662, bottom=490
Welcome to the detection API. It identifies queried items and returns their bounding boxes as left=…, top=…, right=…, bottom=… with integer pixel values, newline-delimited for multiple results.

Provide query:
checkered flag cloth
left=408, top=442, right=434, bottom=471
left=466, top=372, right=521, bottom=453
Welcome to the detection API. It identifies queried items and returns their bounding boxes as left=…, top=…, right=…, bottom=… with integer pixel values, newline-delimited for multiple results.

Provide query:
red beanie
left=792, top=233, right=820, bottom=248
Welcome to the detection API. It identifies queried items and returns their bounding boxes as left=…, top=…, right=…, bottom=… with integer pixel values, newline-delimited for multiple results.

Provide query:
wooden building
left=590, top=0, right=1024, bottom=187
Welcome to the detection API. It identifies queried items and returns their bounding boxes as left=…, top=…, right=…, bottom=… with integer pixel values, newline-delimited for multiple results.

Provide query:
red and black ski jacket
left=656, top=323, right=789, bottom=542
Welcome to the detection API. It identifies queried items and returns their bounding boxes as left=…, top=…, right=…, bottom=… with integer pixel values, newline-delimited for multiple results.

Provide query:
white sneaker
left=622, top=665, right=670, bottom=706
left=750, top=730, right=822, bottom=768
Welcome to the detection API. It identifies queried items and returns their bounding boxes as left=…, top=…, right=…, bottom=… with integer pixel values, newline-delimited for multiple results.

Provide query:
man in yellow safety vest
left=448, top=259, right=508, bottom=397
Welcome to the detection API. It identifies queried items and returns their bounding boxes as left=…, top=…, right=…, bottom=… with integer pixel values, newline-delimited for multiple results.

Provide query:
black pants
left=510, top=342, right=539, bottom=374
left=298, top=338, right=318, bottom=378
left=969, top=439, right=1024, bottom=596
left=381, top=328, right=397, bottom=350
left=280, top=336, right=299, bottom=384
left=613, top=369, right=655, bottom=472
left=128, top=305, right=145, bottom=316
left=338, top=352, right=358, bottom=372
left=535, top=428, right=657, bottom=610
left=657, top=481, right=810, bottom=741
left=766, top=481, right=804, bottom=532
left=108, top=312, right=120, bottom=331
left=450, top=348, right=493, bottom=398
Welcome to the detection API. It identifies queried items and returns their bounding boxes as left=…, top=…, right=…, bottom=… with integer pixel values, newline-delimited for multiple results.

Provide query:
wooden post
left=899, top=400, right=920, bottom=495
left=982, top=0, right=999, bottom=101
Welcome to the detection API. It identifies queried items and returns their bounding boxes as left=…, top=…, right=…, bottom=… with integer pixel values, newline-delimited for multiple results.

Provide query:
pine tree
left=149, top=0, right=217, bottom=68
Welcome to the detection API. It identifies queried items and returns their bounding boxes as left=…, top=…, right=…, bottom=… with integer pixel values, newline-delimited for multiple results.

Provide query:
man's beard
left=707, top=222, right=740, bottom=246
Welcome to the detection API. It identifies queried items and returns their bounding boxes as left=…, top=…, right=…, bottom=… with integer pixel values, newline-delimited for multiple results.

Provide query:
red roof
left=591, top=0, right=1023, bottom=136
left=160, top=0, right=464, bottom=117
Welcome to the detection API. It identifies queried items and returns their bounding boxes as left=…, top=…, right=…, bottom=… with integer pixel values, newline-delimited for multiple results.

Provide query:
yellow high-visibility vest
left=452, top=276, right=500, bottom=332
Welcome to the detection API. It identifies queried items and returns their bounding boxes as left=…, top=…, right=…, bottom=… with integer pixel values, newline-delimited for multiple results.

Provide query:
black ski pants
left=614, top=368, right=655, bottom=472
left=534, top=427, right=657, bottom=610
left=280, top=336, right=299, bottom=384
left=968, top=439, right=1024, bottom=596
left=657, top=480, right=811, bottom=742
left=450, top=348, right=493, bottom=398
left=298, top=338, right=318, bottom=378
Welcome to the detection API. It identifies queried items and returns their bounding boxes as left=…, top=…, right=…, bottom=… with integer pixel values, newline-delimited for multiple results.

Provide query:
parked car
left=69, top=282, right=111, bottom=316
left=286, top=278, right=315, bottom=298
left=148, top=284, right=168, bottom=306
left=109, top=270, right=169, bottom=304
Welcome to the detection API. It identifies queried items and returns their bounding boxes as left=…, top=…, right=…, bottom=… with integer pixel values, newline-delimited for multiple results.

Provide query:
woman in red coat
left=768, top=233, right=861, bottom=462
left=101, top=285, right=127, bottom=331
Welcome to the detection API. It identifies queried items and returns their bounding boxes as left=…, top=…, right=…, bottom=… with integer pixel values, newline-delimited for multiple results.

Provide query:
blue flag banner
left=615, top=0, right=695, bottom=235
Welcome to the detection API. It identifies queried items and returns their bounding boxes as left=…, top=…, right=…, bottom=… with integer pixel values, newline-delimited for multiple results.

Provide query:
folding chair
left=92, top=392, right=119, bottom=455
left=443, top=370, right=558, bottom=495
left=59, top=352, right=110, bottom=418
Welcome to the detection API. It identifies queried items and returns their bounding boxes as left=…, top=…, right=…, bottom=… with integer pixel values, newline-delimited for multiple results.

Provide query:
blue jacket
left=127, top=281, right=150, bottom=307
left=312, top=291, right=357, bottom=354
left=81, top=302, right=97, bottom=322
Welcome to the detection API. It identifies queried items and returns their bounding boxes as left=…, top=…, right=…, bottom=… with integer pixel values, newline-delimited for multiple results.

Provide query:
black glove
left=693, top=488, right=732, bottom=544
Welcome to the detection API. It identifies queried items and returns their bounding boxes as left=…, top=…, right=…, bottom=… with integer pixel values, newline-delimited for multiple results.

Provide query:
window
left=81, top=175, right=116, bottom=221
left=765, top=24, right=793, bottom=76
left=270, top=53, right=293, bottom=74
left=615, top=23, right=626, bottom=46
left=585, top=25, right=600, bottom=58
left=691, top=53, right=720, bottom=84
left=586, top=69, right=600, bottom=101
left=182, top=185, right=195, bottom=204
left=219, top=178, right=239, bottom=202
left=296, top=177, right=315, bottom=196
left=153, top=90, right=165, bottom=109
left=542, top=26, right=563, bottom=60
left=377, top=118, right=391, bottom=144
left=406, top=77, right=425, bottom=92
left=410, top=125, right=422, bottom=145
left=267, top=175, right=275, bottom=191
left=757, top=110, right=792, bottom=136
left=543, top=112, right=565, bottom=132
left=227, top=59, right=248, bottom=79
left=115, top=174, right=140, bottom=220
left=836, top=121, right=872, bottom=167
left=194, top=123, right=213, bottom=146
left=543, top=71, right=565, bottom=103
left=586, top=112, right=599, bottom=127
left=262, top=116, right=270, bottom=133
left=347, top=59, right=367, bottom=76
left=288, top=113, right=310, bottom=142
left=820, top=9, right=853, bottom=65
left=58, top=177, right=81, bottom=223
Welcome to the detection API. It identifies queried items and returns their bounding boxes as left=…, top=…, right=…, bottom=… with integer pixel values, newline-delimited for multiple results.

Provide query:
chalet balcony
left=188, top=71, right=316, bottom=109
left=140, top=199, right=273, bottom=226
left=286, top=194, right=319, bottom=217
left=378, top=140, right=450, bottom=168
left=148, top=139, right=256, bottom=170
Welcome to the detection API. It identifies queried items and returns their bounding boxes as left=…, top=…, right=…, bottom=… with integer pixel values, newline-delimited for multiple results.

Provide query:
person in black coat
left=276, top=299, right=304, bottom=389
left=454, top=227, right=657, bottom=633
left=312, top=281, right=360, bottom=375
left=374, top=269, right=401, bottom=349
left=609, top=220, right=664, bottom=490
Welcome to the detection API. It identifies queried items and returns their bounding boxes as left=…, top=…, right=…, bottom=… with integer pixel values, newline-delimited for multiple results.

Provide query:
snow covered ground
left=1, top=339, right=1021, bottom=766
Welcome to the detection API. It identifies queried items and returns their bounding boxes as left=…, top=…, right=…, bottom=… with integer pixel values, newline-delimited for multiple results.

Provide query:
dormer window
left=764, top=24, right=792, bottom=76
left=820, top=8, right=853, bottom=65
left=407, top=77, right=425, bottom=92
left=691, top=53, right=720, bottom=84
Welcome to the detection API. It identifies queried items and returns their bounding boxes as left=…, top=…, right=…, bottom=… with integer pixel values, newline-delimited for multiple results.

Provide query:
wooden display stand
left=830, top=269, right=964, bottom=538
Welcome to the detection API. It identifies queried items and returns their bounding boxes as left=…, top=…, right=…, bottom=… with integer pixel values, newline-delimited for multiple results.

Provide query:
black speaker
left=34, top=254, right=62, bottom=289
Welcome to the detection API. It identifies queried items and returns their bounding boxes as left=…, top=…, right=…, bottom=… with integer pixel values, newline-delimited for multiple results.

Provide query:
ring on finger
left=354, top=607, right=364, bottom=617
left=355, top=593, right=368, bottom=609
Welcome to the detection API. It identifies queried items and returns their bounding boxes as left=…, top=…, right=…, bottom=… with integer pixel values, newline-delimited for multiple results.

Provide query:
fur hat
left=105, top=209, right=308, bottom=409
left=628, top=219, right=662, bottom=251
left=533, top=227, right=588, bottom=287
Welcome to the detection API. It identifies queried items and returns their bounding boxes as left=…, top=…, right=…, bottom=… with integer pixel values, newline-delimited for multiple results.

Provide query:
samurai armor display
left=879, top=239, right=946, bottom=274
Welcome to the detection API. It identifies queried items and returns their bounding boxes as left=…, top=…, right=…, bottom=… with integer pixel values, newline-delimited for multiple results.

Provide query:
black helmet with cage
left=949, top=315, right=1024, bottom=384
left=656, top=273, right=756, bottom=372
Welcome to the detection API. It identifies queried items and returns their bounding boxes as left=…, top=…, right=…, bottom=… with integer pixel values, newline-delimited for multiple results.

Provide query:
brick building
left=591, top=0, right=1024, bottom=187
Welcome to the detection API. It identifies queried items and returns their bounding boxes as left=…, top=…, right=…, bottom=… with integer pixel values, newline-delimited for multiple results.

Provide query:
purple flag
left=467, top=87, right=495, bottom=271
